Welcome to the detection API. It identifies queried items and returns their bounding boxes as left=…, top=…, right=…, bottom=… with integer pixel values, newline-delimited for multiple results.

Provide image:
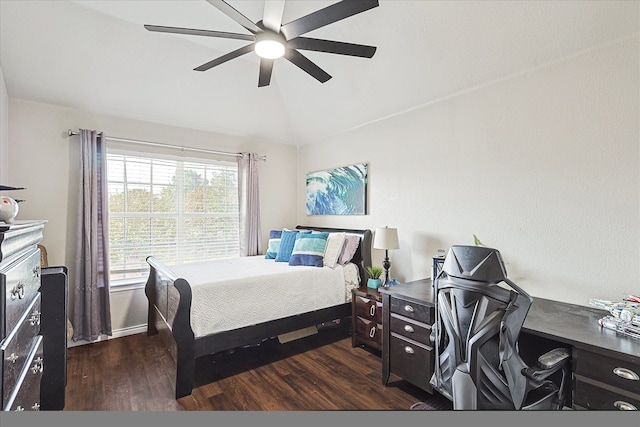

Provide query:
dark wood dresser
left=351, top=286, right=383, bottom=351
left=379, top=279, right=435, bottom=393
left=0, top=220, right=47, bottom=411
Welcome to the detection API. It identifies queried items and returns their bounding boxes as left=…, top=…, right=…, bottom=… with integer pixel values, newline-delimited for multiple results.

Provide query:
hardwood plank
left=65, top=326, right=452, bottom=411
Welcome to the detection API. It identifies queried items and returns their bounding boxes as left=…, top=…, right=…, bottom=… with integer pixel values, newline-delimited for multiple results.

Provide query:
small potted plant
left=366, top=266, right=384, bottom=289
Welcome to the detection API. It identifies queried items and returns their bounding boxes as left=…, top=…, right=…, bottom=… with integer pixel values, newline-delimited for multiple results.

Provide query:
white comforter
left=168, top=256, right=360, bottom=338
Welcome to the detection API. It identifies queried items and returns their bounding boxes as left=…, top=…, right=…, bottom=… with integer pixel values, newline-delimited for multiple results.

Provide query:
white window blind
left=106, top=150, right=239, bottom=282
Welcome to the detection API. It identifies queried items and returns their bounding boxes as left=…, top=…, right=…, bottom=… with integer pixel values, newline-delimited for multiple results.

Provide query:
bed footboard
left=145, top=256, right=196, bottom=399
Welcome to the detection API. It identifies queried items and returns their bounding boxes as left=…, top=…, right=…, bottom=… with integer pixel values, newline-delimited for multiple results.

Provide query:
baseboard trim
left=67, top=324, right=147, bottom=348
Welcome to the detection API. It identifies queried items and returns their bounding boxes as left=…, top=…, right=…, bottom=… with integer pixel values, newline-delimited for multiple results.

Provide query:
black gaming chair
left=428, top=245, right=570, bottom=410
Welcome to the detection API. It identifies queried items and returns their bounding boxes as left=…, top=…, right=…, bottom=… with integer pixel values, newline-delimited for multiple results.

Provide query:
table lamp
left=373, top=226, right=399, bottom=286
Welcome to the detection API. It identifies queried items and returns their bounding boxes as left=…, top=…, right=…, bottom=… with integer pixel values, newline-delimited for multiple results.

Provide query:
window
left=106, top=150, right=239, bottom=283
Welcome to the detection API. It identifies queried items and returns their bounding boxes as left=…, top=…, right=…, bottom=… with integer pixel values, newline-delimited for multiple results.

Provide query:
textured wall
left=298, top=36, right=639, bottom=307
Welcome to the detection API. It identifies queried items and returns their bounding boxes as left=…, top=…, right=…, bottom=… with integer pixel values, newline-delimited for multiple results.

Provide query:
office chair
left=428, top=245, right=570, bottom=410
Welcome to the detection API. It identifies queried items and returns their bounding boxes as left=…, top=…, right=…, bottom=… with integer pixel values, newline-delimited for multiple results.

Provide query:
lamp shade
left=373, top=227, right=399, bottom=250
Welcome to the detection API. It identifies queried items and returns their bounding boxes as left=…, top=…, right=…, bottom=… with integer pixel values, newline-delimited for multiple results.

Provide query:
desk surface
left=380, top=279, right=640, bottom=363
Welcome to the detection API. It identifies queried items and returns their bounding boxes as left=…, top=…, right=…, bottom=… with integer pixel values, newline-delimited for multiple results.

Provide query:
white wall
left=0, top=67, right=8, bottom=184
left=7, top=100, right=298, bottom=333
left=298, top=36, right=640, bottom=307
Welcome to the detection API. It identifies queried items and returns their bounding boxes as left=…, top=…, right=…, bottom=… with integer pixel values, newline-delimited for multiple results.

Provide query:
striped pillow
left=265, top=230, right=282, bottom=259
left=289, top=232, right=330, bottom=267
left=275, top=229, right=310, bottom=262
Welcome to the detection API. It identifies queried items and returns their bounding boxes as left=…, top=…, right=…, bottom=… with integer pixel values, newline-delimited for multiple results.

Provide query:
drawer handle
left=369, top=326, right=376, bottom=338
left=404, top=305, right=414, bottom=313
left=14, top=406, right=25, bottom=411
left=33, top=265, right=40, bottom=278
left=6, top=353, right=18, bottom=364
left=614, top=400, right=637, bottom=411
left=404, top=346, right=414, bottom=354
left=10, top=282, right=25, bottom=300
left=31, top=403, right=41, bottom=411
left=613, top=367, right=640, bottom=381
left=370, top=305, right=376, bottom=317
left=29, top=310, right=41, bottom=326
left=404, top=325, right=415, bottom=333
left=31, top=357, right=44, bottom=374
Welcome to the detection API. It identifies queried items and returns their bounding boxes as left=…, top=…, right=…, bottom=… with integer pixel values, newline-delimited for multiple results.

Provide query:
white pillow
left=323, top=232, right=346, bottom=268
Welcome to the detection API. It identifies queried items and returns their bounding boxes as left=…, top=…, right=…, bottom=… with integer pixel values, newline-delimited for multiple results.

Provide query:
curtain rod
left=67, top=129, right=266, bottom=161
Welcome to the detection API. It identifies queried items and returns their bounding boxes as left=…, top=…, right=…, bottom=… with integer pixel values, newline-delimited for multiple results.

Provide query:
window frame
left=105, top=147, right=240, bottom=288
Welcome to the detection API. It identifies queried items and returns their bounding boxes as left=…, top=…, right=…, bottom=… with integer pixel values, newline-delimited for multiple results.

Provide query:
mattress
left=168, top=256, right=360, bottom=338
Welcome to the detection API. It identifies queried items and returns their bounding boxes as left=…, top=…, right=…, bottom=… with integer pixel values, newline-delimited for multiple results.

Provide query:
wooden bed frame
left=145, top=226, right=372, bottom=399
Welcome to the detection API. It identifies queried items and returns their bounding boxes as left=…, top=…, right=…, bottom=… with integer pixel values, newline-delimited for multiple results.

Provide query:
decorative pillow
left=289, top=232, right=330, bottom=267
left=338, top=234, right=360, bottom=265
left=323, top=232, right=346, bottom=269
left=275, top=229, right=310, bottom=262
left=265, top=230, right=283, bottom=259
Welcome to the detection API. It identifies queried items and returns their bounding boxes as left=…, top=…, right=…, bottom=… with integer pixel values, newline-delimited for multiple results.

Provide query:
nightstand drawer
left=574, top=377, right=640, bottom=410
left=390, top=314, right=431, bottom=344
left=390, top=297, right=432, bottom=324
left=389, top=334, right=433, bottom=392
left=574, top=349, right=640, bottom=395
left=354, top=295, right=383, bottom=323
left=354, top=317, right=383, bottom=347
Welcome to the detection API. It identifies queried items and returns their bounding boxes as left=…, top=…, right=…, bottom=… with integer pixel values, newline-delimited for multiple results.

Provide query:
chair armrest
left=537, top=348, right=570, bottom=369
left=522, top=348, right=570, bottom=382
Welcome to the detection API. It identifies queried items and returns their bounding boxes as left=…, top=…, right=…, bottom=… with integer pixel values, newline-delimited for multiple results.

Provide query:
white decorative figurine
left=0, top=196, right=19, bottom=224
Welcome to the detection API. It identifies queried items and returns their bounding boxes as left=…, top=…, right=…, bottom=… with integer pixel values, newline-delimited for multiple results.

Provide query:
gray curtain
left=238, top=152, right=262, bottom=256
left=72, top=129, right=112, bottom=341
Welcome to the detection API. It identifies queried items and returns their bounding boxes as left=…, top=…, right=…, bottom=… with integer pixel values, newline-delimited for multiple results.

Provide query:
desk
left=380, top=279, right=640, bottom=410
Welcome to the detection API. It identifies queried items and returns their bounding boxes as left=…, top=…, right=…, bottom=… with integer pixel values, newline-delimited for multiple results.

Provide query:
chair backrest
left=431, top=245, right=533, bottom=409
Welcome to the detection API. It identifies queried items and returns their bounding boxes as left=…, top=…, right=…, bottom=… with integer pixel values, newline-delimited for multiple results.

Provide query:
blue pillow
left=265, top=230, right=282, bottom=259
left=289, top=232, right=330, bottom=267
left=275, top=229, right=304, bottom=262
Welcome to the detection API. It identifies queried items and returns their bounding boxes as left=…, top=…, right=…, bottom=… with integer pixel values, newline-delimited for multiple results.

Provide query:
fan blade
left=194, top=44, right=255, bottom=72
left=288, top=37, right=376, bottom=58
left=262, top=0, right=286, bottom=32
left=206, top=0, right=262, bottom=34
left=281, top=0, right=379, bottom=40
left=144, top=25, right=254, bottom=41
left=284, top=49, right=331, bottom=83
left=258, top=59, right=275, bottom=87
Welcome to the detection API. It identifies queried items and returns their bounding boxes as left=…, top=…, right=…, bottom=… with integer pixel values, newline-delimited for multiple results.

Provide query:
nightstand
left=351, top=286, right=383, bottom=351
left=379, top=279, right=435, bottom=393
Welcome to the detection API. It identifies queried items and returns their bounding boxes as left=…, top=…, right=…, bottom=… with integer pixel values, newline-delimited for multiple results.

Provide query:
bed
left=145, top=225, right=372, bottom=399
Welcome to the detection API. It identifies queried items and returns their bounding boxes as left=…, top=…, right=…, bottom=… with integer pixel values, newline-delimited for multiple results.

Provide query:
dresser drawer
left=574, top=377, right=640, bottom=410
left=2, top=248, right=41, bottom=338
left=389, top=334, right=433, bottom=392
left=389, top=314, right=431, bottom=345
left=574, top=348, right=640, bottom=395
left=1, top=293, right=41, bottom=407
left=390, top=297, right=432, bottom=324
left=4, top=335, right=43, bottom=411
left=354, top=316, right=383, bottom=347
left=354, top=295, right=383, bottom=323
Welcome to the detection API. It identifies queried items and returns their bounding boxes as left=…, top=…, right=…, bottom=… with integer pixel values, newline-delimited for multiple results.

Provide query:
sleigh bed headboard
left=295, top=225, right=372, bottom=283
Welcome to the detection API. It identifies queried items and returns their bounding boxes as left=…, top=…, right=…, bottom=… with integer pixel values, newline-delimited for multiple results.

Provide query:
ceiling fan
left=144, top=0, right=379, bottom=87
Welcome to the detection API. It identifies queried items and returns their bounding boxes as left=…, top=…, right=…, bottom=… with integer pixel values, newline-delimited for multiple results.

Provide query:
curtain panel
left=72, top=129, right=112, bottom=341
left=238, top=152, right=262, bottom=256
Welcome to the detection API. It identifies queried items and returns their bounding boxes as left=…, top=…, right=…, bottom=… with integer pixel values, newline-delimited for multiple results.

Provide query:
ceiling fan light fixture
left=254, top=31, right=286, bottom=59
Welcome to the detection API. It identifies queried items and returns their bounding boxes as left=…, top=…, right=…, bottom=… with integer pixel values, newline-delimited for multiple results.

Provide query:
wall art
left=306, top=163, right=367, bottom=215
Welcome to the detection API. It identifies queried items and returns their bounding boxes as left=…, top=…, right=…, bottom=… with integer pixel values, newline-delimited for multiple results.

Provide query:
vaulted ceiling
left=1, top=1, right=638, bottom=146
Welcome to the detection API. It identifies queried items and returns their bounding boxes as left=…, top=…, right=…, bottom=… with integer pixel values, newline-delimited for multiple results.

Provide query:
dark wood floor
left=64, top=323, right=452, bottom=411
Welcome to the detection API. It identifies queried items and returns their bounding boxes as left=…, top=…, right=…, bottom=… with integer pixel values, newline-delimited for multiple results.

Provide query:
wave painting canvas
left=306, top=163, right=368, bottom=215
